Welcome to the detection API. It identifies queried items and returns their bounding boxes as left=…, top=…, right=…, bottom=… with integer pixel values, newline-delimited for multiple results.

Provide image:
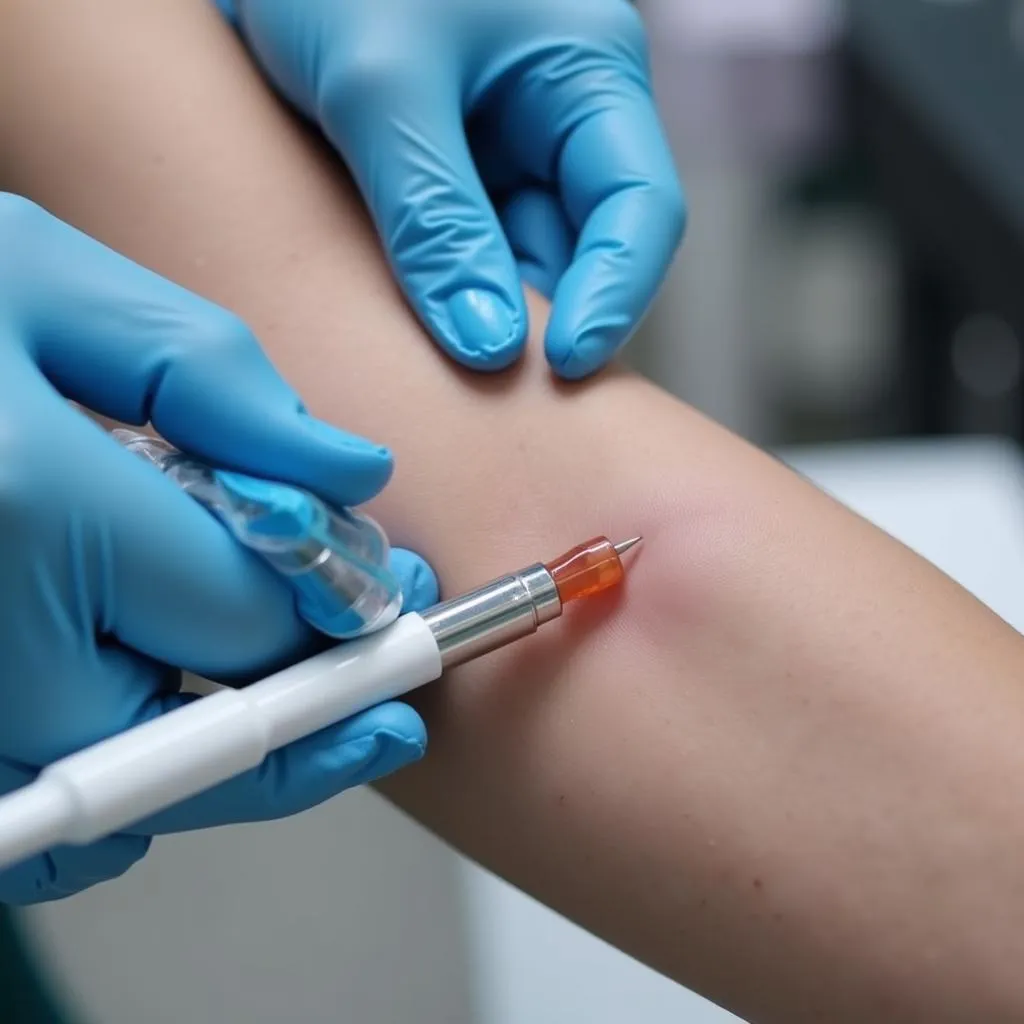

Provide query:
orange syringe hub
left=544, top=535, right=639, bottom=605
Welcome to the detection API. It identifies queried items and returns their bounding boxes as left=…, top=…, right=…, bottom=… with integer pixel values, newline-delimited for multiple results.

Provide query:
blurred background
left=633, top=0, right=1024, bottom=448
left=4, top=0, right=1024, bottom=1021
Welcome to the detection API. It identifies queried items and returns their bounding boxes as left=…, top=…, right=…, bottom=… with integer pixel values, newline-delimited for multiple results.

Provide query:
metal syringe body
left=422, top=563, right=562, bottom=667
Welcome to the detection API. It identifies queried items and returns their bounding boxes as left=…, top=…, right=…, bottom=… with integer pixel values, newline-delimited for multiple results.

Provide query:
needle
left=613, top=536, right=643, bottom=559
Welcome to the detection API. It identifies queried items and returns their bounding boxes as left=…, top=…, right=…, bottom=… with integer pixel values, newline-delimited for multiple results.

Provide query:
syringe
left=0, top=535, right=641, bottom=871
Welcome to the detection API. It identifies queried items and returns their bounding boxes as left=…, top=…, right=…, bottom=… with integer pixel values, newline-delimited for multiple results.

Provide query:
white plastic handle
left=0, top=614, right=442, bottom=865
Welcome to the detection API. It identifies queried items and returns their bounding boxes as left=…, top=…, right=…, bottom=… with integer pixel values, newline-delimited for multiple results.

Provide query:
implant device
left=0, top=534, right=641, bottom=870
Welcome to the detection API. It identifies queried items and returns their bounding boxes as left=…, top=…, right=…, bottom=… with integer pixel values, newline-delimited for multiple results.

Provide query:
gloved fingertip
left=344, top=728, right=426, bottom=788
left=441, top=288, right=527, bottom=372
left=302, top=417, right=394, bottom=503
left=58, top=834, right=152, bottom=890
left=0, top=834, right=152, bottom=905
left=546, top=283, right=635, bottom=380
left=389, top=548, right=439, bottom=612
left=304, top=416, right=392, bottom=465
left=335, top=701, right=426, bottom=749
left=334, top=702, right=427, bottom=786
left=546, top=330, right=618, bottom=381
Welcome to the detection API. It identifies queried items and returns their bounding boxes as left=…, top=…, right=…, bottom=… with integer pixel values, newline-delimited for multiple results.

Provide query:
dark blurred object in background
left=637, top=0, right=1023, bottom=449
left=848, top=0, right=1024, bottom=442
left=0, top=906, right=77, bottom=1024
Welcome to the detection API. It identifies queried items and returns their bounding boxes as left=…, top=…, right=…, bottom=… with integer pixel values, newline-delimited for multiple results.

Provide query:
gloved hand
left=215, top=0, right=685, bottom=379
left=0, top=194, right=438, bottom=905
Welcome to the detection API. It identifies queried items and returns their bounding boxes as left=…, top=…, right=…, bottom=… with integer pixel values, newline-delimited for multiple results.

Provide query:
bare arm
left=3, top=2, right=1024, bottom=1020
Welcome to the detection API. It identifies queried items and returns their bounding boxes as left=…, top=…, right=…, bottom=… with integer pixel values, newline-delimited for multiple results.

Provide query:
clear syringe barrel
left=113, top=430, right=403, bottom=638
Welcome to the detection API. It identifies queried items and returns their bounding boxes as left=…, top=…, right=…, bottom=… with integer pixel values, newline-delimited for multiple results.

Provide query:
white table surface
left=25, top=437, right=1024, bottom=1024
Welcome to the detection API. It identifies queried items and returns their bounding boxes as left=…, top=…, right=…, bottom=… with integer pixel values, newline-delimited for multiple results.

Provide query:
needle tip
left=613, top=536, right=643, bottom=559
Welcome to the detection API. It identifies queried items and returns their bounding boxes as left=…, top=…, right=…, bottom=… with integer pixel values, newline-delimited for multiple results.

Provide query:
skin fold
left=3, top=1, right=1024, bottom=1020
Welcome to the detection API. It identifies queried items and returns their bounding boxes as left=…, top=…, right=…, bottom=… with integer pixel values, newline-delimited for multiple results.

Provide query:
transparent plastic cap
left=114, top=430, right=403, bottom=638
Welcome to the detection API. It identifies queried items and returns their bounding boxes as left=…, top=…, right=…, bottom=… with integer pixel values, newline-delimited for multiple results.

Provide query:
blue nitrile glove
left=215, top=0, right=686, bottom=380
left=0, top=195, right=438, bottom=905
